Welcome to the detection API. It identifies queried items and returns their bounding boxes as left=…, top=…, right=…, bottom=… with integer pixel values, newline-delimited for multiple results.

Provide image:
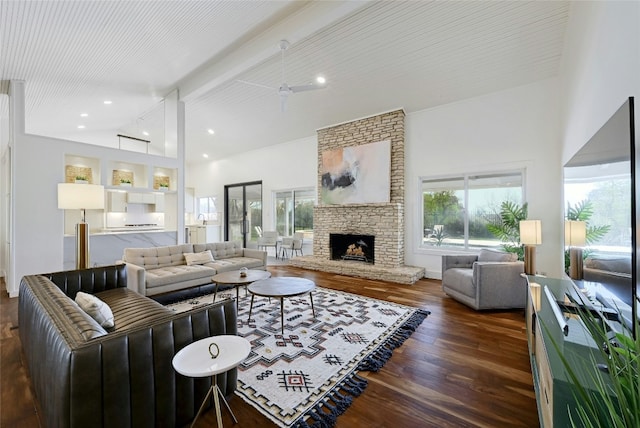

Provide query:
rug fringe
left=358, top=308, right=430, bottom=372
left=292, top=373, right=368, bottom=428
left=293, top=309, right=430, bottom=427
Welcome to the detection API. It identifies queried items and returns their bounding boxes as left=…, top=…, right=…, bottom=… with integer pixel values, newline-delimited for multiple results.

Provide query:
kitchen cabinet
left=187, top=225, right=220, bottom=244
left=154, top=194, right=165, bottom=212
left=187, top=226, right=205, bottom=244
left=128, top=192, right=156, bottom=204
left=127, top=192, right=143, bottom=203
left=107, top=191, right=127, bottom=212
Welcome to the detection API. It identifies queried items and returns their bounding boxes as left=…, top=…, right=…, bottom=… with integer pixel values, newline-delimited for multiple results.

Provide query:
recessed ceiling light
left=203, top=154, right=209, bottom=158
left=80, top=113, right=88, bottom=117
left=207, top=129, right=215, bottom=135
left=142, top=131, right=149, bottom=136
left=316, top=76, right=326, bottom=84
left=77, top=125, right=85, bottom=129
left=104, top=100, right=112, bottom=105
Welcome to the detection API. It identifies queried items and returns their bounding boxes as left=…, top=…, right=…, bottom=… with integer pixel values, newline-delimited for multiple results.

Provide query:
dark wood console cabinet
left=524, top=276, right=612, bottom=427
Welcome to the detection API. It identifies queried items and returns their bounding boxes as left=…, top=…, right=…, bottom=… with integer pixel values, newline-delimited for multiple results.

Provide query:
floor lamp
left=565, top=220, right=586, bottom=280
left=58, top=183, right=105, bottom=270
left=520, top=220, right=542, bottom=275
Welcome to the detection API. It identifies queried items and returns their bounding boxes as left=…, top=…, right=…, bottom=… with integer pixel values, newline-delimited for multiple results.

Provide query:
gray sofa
left=19, top=263, right=238, bottom=428
left=442, top=249, right=527, bottom=310
left=583, top=255, right=633, bottom=324
left=123, top=241, right=267, bottom=296
left=583, top=255, right=631, bottom=286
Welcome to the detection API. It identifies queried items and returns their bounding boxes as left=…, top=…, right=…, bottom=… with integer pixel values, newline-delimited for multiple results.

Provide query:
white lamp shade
left=58, top=183, right=105, bottom=210
left=520, top=220, right=542, bottom=245
left=565, top=220, right=587, bottom=246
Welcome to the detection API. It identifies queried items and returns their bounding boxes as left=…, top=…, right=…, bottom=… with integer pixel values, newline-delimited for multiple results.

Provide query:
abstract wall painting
left=321, top=140, right=391, bottom=204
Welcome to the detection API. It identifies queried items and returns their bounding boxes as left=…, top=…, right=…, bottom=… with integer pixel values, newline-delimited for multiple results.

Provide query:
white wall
left=1, top=96, right=10, bottom=279
left=560, top=1, right=639, bottom=163
left=13, top=133, right=68, bottom=288
left=186, top=136, right=317, bottom=230
left=405, top=79, right=563, bottom=279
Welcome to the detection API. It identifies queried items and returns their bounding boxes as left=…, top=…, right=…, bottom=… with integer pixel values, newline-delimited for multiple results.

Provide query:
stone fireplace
left=330, top=233, right=375, bottom=264
left=289, top=109, right=424, bottom=284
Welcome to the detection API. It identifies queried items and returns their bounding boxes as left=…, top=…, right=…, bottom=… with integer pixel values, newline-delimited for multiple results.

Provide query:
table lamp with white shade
left=58, top=183, right=105, bottom=270
left=565, top=220, right=587, bottom=280
left=520, top=220, right=542, bottom=275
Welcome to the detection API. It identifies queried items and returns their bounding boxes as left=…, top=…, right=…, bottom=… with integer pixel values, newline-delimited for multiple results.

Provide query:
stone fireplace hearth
left=288, top=109, right=424, bottom=284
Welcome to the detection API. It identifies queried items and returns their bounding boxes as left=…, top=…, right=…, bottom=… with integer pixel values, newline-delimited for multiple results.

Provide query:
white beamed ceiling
left=0, top=0, right=571, bottom=164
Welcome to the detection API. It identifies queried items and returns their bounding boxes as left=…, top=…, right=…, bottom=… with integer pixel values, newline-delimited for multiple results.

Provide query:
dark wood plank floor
left=1, top=266, right=539, bottom=427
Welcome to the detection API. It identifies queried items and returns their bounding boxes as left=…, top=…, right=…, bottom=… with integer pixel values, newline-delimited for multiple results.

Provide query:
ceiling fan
left=237, top=39, right=327, bottom=112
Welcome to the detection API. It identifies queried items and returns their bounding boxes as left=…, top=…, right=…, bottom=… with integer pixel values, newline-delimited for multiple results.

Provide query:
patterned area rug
left=167, top=286, right=429, bottom=427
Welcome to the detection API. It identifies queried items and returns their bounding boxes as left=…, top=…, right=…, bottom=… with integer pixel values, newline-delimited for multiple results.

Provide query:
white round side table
left=172, top=335, right=251, bottom=428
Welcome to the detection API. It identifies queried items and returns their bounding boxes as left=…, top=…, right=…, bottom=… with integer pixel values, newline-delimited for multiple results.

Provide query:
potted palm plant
left=486, top=201, right=528, bottom=260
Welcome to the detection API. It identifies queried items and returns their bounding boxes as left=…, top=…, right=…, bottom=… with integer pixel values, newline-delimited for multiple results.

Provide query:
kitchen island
left=63, top=229, right=177, bottom=270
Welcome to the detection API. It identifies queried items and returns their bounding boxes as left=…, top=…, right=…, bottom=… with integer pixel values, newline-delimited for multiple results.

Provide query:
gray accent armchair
left=441, top=249, right=527, bottom=310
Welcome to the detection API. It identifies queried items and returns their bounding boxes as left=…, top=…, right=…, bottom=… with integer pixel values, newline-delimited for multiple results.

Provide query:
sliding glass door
left=275, top=188, right=314, bottom=237
left=225, top=181, right=262, bottom=247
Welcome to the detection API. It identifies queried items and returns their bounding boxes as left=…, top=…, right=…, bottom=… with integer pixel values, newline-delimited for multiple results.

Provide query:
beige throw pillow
left=184, top=250, right=214, bottom=266
left=75, top=291, right=115, bottom=328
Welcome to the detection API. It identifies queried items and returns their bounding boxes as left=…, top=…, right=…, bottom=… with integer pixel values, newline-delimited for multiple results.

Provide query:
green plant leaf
left=567, top=199, right=595, bottom=221
left=486, top=201, right=528, bottom=260
left=586, top=225, right=611, bottom=245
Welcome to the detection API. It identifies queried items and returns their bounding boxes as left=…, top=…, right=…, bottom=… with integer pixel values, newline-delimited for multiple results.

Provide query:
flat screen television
left=564, top=96, right=637, bottom=338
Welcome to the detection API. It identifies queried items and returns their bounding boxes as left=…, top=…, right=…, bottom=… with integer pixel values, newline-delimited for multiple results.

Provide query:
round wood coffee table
left=247, top=277, right=316, bottom=334
left=211, top=269, right=271, bottom=311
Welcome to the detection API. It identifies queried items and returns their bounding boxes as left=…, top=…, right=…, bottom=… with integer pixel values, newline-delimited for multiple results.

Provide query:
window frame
left=272, top=187, right=316, bottom=237
left=197, top=196, right=219, bottom=222
left=416, top=168, right=526, bottom=254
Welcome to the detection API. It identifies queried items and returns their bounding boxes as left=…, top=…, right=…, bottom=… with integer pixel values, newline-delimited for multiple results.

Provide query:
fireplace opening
left=329, top=233, right=375, bottom=264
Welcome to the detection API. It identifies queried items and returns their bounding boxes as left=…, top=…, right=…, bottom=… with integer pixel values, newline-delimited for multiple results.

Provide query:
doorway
left=224, top=181, right=262, bottom=248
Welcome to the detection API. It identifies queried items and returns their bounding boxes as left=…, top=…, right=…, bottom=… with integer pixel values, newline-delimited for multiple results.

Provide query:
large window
left=275, top=188, right=315, bottom=237
left=197, top=196, right=218, bottom=223
left=421, top=171, right=523, bottom=249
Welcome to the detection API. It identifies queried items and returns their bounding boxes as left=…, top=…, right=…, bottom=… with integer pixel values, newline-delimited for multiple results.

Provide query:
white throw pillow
left=75, top=292, right=115, bottom=328
left=184, top=250, right=214, bottom=266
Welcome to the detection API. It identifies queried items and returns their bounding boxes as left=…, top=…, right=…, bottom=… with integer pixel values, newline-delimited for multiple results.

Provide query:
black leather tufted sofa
left=19, top=264, right=238, bottom=428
